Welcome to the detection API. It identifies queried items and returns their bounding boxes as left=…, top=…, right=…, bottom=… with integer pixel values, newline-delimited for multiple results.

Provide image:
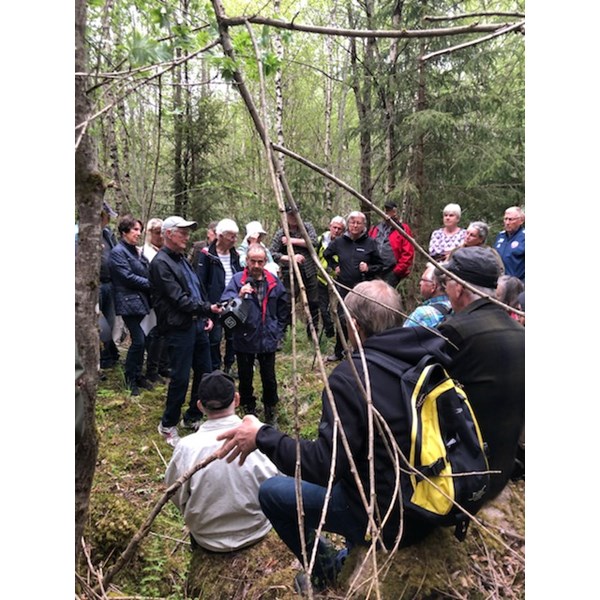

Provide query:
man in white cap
left=237, top=221, right=279, bottom=276
left=150, top=216, right=223, bottom=447
left=196, top=218, right=242, bottom=375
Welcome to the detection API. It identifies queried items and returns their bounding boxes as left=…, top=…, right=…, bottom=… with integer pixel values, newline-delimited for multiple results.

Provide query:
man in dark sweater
left=216, top=279, right=449, bottom=591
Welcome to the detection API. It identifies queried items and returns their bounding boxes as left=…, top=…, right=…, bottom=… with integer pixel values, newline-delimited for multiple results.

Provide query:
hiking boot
left=158, top=423, right=180, bottom=448
left=137, top=376, right=155, bottom=391
left=126, top=379, right=140, bottom=396
left=146, top=373, right=166, bottom=385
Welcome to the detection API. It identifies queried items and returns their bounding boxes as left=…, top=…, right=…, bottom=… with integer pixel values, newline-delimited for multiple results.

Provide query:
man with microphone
left=220, top=244, right=289, bottom=424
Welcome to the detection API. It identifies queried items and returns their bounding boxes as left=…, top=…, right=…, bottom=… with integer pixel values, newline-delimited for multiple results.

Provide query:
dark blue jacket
left=494, top=226, right=525, bottom=282
left=220, top=269, right=289, bottom=354
left=109, top=241, right=151, bottom=316
left=196, top=241, right=242, bottom=303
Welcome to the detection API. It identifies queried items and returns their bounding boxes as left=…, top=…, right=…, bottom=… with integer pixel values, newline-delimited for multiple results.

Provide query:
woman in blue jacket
left=109, top=215, right=151, bottom=395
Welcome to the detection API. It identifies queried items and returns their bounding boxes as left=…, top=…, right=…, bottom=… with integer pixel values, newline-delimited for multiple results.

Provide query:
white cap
left=161, top=216, right=198, bottom=234
left=216, top=218, right=239, bottom=236
left=245, top=221, right=267, bottom=238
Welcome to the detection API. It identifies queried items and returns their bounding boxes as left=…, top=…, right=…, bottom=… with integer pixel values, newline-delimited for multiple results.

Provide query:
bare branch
left=422, top=21, right=525, bottom=62
left=423, top=12, right=525, bottom=22
left=97, top=452, right=219, bottom=593
left=220, top=13, right=519, bottom=39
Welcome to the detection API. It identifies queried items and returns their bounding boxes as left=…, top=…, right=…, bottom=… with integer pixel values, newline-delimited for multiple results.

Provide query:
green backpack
left=365, top=350, right=490, bottom=540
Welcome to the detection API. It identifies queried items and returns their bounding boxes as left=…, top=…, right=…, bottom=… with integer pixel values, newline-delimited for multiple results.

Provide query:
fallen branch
left=96, top=452, right=219, bottom=593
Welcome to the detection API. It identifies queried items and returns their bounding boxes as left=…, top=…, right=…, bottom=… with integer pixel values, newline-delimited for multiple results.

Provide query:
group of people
left=93, top=198, right=525, bottom=594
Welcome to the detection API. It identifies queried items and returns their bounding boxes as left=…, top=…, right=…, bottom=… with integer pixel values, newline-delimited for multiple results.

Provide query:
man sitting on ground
left=165, top=370, right=278, bottom=552
left=216, top=279, right=451, bottom=591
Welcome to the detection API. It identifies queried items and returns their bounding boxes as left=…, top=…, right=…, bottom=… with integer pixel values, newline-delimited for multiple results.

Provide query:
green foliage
left=125, top=30, right=172, bottom=66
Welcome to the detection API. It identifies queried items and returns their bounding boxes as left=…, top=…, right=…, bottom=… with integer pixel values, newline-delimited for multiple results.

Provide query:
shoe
left=325, top=354, right=343, bottom=363
left=137, top=376, right=155, bottom=391
left=158, top=369, right=172, bottom=378
left=146, top=373, right=166, bottom=385
left=126, top=379, right=141, bottom=396
left=324, top=329, right=335, bottom=339
left=182, top=418, right=202, bottom=432
left=264, top=405, right=278, bottom=426
left=294, top=571, right=327, bottom=595
left=158, top=422, right=180, bottom=448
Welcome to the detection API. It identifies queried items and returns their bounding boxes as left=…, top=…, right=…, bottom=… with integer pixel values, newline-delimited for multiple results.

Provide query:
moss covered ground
left=79, top=323, right=524, bottom=599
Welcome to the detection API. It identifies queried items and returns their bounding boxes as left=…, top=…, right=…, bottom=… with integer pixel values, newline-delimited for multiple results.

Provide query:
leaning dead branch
left=96, top=452, right=219, bottom=593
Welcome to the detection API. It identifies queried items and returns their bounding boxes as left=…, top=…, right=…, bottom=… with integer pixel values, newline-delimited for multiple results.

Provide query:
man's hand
left=216, top=415, right=261, bottom=466
left=205, top=318, right=214, bottom=332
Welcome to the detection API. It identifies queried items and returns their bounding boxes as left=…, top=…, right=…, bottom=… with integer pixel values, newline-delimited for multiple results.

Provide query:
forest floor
left=77, top=323, right=524, bottom=599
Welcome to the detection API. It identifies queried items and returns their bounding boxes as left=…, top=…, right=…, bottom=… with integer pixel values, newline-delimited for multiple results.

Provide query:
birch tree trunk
left=75, top=0, right=104, bottom=565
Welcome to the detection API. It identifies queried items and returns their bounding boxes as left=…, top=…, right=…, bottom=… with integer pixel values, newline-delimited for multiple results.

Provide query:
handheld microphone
left=243, top=276, right=255, bottom=300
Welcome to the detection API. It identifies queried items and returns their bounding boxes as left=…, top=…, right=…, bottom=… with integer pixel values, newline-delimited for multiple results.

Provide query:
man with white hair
left=150, top=216, right=223, bottom=447
left=493, top=206, right=525, bottom=282
left=197, top=218, right=242, bottom=374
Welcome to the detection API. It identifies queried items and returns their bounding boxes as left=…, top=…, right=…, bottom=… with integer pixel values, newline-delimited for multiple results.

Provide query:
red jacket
left=369, top=222, right=415, bottom=280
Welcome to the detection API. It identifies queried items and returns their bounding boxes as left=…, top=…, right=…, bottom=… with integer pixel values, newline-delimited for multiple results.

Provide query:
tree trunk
left=173, top=49, right=186, bottom=215
left=75, top=0, right=104, bottom=566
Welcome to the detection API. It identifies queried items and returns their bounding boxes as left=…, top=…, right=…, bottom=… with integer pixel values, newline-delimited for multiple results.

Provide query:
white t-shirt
left=218, top=253, right=233, bottom=287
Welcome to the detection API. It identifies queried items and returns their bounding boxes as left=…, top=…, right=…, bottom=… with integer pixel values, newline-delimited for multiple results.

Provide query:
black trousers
left=236, top=351, right=278, bottom=410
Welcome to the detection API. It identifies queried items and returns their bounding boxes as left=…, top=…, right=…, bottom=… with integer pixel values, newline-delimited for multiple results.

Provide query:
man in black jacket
left=216, top=279, right=449, bottom=590
left=99, top=201, right=120, bottom=369
left=437, top=246, right=525, bottom=499
left=150, top=216, right=222, bottom=448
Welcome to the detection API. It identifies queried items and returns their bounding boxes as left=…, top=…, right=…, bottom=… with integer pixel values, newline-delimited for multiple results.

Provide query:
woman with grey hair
left=428, top=203, right=466, bottom=261
left=464, top=221, right=489, bottom=247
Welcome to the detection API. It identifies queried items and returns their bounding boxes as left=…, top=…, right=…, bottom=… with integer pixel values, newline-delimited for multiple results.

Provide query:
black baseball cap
left=198, top=370, right=236, bottom=410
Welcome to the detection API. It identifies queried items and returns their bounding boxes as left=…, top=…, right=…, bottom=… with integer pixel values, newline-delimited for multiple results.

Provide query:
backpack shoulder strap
left=361, top=348, right=432, bottom=380
left=429, top=302, right=451, bottom=316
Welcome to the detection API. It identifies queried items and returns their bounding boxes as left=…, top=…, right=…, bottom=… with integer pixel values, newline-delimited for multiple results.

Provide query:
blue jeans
left=258, top=476, right=366, bottom=584
left=122, top=314, right=146, bottom=384
left=162, top=320, right=211, bottom=427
